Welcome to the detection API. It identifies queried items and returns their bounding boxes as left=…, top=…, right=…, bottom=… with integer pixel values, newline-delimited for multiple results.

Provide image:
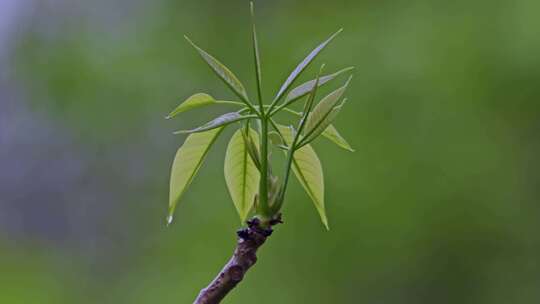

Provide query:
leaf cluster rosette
left=167, top=3, right=354, bottom=229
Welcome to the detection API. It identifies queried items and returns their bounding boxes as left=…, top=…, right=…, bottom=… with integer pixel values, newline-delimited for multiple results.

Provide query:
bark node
left=193, top=216, right=282, bottom=304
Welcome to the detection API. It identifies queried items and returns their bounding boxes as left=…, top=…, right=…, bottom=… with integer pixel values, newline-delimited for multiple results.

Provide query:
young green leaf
left=278, top=125, right=328, bottom=230
left=166, top=93, right=216, bottom=119
left=301, top=99, right=347, bottom=147
left=184, top=36, right=250, bottom=103
left=224, top=128, right=261, bottom=222
left=321, top=124, right=355, bottom=152
left=269, top=106, right=353, bottom=151
left=174, top=112, right=257, bottom=134
left=272, top=28, right=343, bottom=104
left=301, top=77, right=352, bottom=146
left=168, top=127, right=225, bottom=224
left=281, top=67, right=354, bottom=109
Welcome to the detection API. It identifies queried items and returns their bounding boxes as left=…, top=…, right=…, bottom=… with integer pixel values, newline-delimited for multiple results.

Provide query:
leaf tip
left=322, top=216, right=330, bottom=230
left=333, top=28, right=344, bottom=38
left=335, top=66, right=355, bottom=76
left=184, top=35, right=196, bottom=47
left=342, top=141, right=355, bottom=152
left=166, top=214, right=174, bottom=227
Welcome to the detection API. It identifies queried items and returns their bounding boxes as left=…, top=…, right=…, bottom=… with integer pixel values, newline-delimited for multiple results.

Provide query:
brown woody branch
left=193, top=216, right=282, bottom=304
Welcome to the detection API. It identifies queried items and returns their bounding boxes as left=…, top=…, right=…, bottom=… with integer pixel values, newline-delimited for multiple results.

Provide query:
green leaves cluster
left=167, top=2, right=354, bottom=229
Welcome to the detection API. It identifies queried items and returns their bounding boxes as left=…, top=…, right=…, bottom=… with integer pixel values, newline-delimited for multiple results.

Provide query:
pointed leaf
left=302, top=77, right=352, bottom=144
left=168, top=127, right=225, bottom=223
left=224, top=128, right=261, bottom=222
left=272, top=108, right=354, bottom=152
left=278, top=125, right=328, bottom=229
left=174, top=112, right=256, bottom=134
left=284, top=67, right=354, bottom=107
left=185, top=36, right=249, bottom=102
left=273, top=29, right=343, bottom=103
left=268, top=108, right=354, bottom=152
left=166, top=93, right=216, bottom=119
left=322, top=125, right=354, bottom=152
left=302, top=99, right=347, bottom=146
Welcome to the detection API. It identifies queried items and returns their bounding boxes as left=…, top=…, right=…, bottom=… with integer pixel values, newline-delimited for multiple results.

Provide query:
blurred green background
left=1, top=0, right=539, bottom=303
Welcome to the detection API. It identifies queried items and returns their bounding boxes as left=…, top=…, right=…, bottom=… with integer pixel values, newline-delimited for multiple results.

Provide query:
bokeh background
left=1, top=0, right=540, bottom=303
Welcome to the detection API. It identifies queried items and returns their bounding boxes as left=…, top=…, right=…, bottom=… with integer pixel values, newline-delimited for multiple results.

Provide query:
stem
left=268, top=118, right=284, bottom=138
left=280, top=122, right=305, bottom=202
left=280, top=147, right=295, bottom=203
left=251, top=2, right=264, bottom=114
left=258, top=117, right=270, bottom=219
left=193, top=217, right=282, bottom=304
left=269, top=102, right=290, bottom=117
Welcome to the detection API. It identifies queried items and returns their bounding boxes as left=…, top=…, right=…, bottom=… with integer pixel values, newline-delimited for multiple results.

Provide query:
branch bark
left=193, top=216, right=282, bottom=304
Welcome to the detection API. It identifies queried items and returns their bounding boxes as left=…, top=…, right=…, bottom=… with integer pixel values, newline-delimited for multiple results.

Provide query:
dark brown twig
left=193, top=216, right=282, bottom=304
